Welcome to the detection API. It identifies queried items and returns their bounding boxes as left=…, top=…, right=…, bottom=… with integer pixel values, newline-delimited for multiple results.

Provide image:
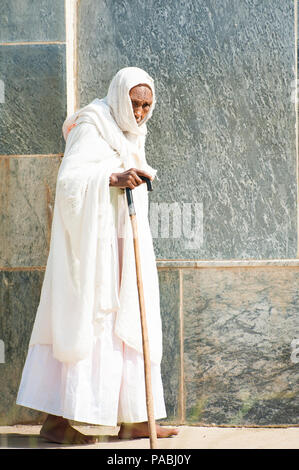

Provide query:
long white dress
left=16, top=318, right=167, bottom=426
left=16, top=122, right=167, bottom=425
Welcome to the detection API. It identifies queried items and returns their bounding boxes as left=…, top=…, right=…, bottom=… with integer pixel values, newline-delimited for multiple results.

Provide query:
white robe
left=29, top=119, right=163, bottom=365
left=17, top=315, right=167, bottom=425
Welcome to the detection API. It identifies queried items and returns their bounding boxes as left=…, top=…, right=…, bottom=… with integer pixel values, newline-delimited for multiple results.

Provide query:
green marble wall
left=0, top=0, right=66, bottom=425
left=0, top=0, right=298, bottom=428
left=76, top=0, right=299, bottom=424
left=78, top=0, right=297, bottom=260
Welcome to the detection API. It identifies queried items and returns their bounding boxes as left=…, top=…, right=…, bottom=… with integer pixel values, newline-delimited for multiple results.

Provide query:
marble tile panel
left=0, top=0, right=65, bottom=43
left=158, top=269, right=181, bottom=422
left=0, top=270, right=45, bottom=425
left=0, top=44, right=66, bottom=154
left=183, top=267, right=299, bottom=425
left=0, top=156, right=61, bottom=267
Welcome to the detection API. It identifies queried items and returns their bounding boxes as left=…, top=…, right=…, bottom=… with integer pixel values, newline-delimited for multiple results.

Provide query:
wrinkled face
left=129, top=84, right=153, bottom=124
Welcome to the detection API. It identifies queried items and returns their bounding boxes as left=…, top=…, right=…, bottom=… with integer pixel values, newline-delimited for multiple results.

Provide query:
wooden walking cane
left=125, top=176, right=158, bottom=449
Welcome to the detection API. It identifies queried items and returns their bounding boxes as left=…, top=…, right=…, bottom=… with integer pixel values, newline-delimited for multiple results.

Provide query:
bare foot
left=39, top=414, right=98, bottom=445
left=118, top=421, right=179, bottom=439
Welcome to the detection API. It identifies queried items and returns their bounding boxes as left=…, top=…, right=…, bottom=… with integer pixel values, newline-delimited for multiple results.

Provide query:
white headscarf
left=62, top=66, right=157, bottom=178
left=107, top=66, right=156, bottom=135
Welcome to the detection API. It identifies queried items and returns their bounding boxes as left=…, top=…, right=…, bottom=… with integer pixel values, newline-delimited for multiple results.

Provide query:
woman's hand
left=109, top=168, right=154, bottom=189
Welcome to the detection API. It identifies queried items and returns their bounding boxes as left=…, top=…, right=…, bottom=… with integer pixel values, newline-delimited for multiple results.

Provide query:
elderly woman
left=16, top=67, right=178, bottom=444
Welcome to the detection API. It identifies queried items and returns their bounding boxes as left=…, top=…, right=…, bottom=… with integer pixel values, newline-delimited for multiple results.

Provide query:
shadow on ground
left=0, top=432, right=120, bottom=449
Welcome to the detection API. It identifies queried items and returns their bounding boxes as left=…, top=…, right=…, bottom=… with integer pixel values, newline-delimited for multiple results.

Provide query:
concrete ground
left=0, top=424, right=298, bottom=449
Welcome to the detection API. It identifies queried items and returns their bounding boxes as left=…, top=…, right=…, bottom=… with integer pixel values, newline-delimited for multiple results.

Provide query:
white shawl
left=29, top=67, right=163, bottom=365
